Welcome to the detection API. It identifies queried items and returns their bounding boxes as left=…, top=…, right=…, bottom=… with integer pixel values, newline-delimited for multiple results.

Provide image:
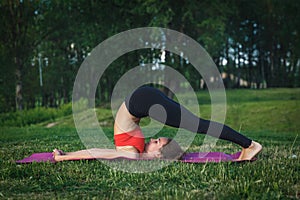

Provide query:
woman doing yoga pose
left=54, top=86, right=262, bottom=162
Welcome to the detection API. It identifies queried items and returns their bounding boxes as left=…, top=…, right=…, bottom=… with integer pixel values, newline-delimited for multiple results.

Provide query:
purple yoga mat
left=16, top=151, right=252, bottom=164
left=16, top=152, right=56, bottom=164
left=180, top=151, right=242, bottom=163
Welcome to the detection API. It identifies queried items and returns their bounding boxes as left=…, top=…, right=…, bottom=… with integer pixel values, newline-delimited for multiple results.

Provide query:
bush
left=0, top=103, right=73, bottom=127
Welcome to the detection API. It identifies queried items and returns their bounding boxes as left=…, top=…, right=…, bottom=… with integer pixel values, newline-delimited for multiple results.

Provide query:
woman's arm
left=53, top=148, right=139, bottom=162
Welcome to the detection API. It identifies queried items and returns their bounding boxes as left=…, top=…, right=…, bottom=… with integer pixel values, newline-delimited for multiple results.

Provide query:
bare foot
left=237, top=141, right=262, bottom=161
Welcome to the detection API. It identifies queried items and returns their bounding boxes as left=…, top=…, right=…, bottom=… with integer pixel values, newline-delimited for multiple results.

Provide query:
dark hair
left=160, top=139, right=184, bottom=160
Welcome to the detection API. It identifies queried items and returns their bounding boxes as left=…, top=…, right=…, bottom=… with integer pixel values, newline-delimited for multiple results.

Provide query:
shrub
left=0, top=103, right=72, bottom=127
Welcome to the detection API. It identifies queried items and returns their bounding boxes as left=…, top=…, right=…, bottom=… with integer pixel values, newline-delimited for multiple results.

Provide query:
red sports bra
left=114, top=128, right=145, bottom=153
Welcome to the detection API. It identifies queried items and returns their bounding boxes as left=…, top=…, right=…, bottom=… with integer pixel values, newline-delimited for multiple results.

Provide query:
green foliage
left=1, top=0, right=300, bottom=111
left=0, top=104, right=72, bottom=127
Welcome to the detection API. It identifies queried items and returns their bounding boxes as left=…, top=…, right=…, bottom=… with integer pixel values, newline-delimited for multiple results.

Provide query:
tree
left=0, top=0, right=39, bottom=110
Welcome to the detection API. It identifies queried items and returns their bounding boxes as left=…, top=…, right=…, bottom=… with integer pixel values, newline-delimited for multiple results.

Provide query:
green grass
left=0, top=88, right=299, bottom=199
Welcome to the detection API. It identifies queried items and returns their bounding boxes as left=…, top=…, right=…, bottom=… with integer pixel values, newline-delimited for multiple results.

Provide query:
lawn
left=0, top=88, right=299, bottom=199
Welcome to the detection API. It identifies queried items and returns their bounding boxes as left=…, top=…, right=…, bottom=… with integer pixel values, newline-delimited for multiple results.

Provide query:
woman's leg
left=149, top=99, right=262, bottom=160
left=126, top=86, right=253, bottom=148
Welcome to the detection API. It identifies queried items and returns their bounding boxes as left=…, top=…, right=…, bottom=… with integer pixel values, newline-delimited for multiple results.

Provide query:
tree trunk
left=15, top=59, right=23, bottom=111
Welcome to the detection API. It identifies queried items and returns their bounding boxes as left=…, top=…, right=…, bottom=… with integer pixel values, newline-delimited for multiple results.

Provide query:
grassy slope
left=0, top=88, right=299, bottom=199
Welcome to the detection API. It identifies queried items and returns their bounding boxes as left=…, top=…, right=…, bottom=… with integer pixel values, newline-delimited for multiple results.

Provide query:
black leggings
left=125, top=86, right=252, bottom=148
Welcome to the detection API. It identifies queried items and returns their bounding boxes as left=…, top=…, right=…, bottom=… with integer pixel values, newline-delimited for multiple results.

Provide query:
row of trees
left=1, top=0, right=299, bottom=112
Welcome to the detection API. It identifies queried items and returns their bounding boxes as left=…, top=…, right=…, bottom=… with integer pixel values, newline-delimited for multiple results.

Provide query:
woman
left=54, top=86, right=262, bottom=162
left=53, top=137, right=183, bottom=161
